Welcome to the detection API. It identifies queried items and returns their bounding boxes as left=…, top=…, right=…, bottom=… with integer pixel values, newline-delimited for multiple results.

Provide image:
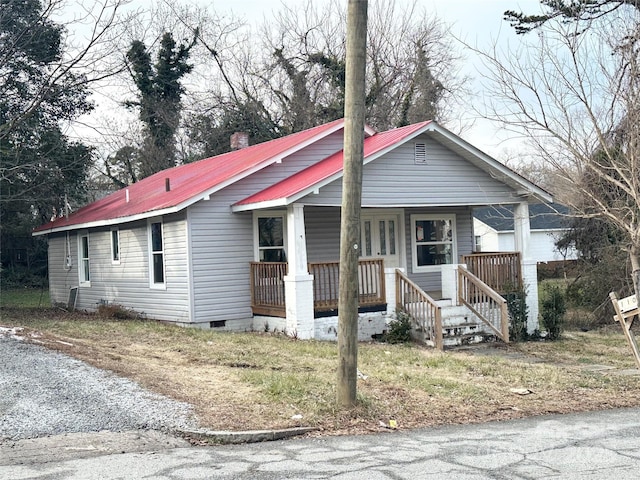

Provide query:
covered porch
left=250, top=250, right=523, bottom=344
left=245, top=202, right=538, bottom=340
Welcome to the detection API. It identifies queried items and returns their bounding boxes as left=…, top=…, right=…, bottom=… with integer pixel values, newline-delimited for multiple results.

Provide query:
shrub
left=97, top=303, right=140, bottom=320
left=505, top=286, right=529, bottom=342
left=384, top=309, right=413, bottom=344
left=541, top=283, right=567, bottom=340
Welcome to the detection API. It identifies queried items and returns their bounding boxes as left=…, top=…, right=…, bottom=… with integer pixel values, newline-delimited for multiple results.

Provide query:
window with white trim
left=254, top=213, right=287, bottom=262
left=111, top=228, right=120, bottom=264
left=474, top=235, right=482, bottom=252
left=78, top=232, right=90, bottom=285
left=410, top=214, right=457, bottom=272
left=149, top=220, right=165, bottom=287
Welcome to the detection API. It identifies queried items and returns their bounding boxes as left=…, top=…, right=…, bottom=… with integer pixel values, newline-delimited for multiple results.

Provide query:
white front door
left=361, top=212, right=402, bottom=268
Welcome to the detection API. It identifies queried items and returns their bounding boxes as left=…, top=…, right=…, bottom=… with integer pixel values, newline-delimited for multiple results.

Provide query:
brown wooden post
left=435, top=309, right=444, bottom=351
left=501, top=300, right=510, bottom=343
left=337, top=0, right=368, bottom=408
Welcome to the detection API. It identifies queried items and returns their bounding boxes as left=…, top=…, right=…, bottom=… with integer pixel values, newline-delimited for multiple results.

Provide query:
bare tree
left=474, top=6, right=640, bottom=300
left=185, top=0, right=466, bottom=158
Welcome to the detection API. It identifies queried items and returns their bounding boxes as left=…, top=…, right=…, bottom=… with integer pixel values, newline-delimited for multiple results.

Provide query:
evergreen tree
left=0, top=0, right=93, bottom=285
left=505, top=0, right=640, bottom=34
left=124, top=32, right=196, bottom=179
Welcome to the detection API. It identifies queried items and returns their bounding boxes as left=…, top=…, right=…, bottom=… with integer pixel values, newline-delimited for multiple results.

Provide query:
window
left=411, top=214, right=456, bottom=272
left=149, top=220, right=165, bottom=287
left=78, top=232, right=90, bottom=285
left=111, top=228, right=120, bottom=264
left=255, top=214, right=286, bottom=262
left=474, top=235, right=482, bottom=252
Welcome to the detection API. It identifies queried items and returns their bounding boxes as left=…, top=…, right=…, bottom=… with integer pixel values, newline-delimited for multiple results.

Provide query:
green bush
left=541, top=283, right=566, bottom=340
left=505, top=286, right=529, bottom=342
left=384, top=309, right=413, bottom=344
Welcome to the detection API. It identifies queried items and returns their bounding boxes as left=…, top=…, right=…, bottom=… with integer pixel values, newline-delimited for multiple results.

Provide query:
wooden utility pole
left=337, top=0, right=368, bottom=408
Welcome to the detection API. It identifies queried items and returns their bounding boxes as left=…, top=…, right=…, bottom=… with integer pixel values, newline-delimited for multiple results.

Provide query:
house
left=473, top=203, right=577, bottom=262
left=34, top=118, right=552, bottom=347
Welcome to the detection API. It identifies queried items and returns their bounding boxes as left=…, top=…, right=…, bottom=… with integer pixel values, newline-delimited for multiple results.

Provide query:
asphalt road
left=2, top=407, right=640, bottom=479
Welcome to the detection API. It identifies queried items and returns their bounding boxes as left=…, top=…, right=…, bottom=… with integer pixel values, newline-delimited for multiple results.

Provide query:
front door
left=361, top=213, right=401, bottom=268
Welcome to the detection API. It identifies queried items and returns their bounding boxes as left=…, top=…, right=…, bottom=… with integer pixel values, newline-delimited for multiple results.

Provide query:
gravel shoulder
left=0, top=330, right=198, bottom=440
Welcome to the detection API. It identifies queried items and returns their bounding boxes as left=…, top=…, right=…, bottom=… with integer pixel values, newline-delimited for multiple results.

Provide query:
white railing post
left=441, top=263, right=464, bottom=304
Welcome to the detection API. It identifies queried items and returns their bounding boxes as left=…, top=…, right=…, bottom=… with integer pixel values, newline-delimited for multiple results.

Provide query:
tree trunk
left=337, top=0, right=368, bottom=408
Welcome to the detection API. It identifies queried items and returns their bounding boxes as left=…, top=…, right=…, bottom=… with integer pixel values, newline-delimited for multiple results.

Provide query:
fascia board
left=32, top=205, right=184, bottom=236
left=231, top=198, right=288, bottom=212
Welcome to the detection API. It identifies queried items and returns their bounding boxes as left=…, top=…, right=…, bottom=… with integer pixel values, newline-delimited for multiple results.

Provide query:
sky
left=67, top=0, right=545, bottom=161
left=220, top=0, right=543, bottom=157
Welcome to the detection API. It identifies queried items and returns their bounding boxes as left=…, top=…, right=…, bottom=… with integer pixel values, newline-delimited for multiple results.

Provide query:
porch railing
left=250, top=259, right=386, bottom=317
left=309, top=258, right=386, bottom=312
left=458, top=266, right=509, bottom=343
left=461, top=252, right=522, bottom=293
left=250, top=262, right=287, bottom=317
left=395, top=269, right=443, bottom=350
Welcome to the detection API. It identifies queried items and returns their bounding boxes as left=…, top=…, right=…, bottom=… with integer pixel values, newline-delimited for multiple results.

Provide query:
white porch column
left=385, top=267, right=400, bottom=316
left=514, top=202, right=539, bottom=332
left=283, top=203, right=314, bottom=339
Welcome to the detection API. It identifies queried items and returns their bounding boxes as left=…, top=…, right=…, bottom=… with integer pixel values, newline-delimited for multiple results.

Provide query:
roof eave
left=425, top=123, right=553, bottom=204
left=32, top=204, right=185, bottom=236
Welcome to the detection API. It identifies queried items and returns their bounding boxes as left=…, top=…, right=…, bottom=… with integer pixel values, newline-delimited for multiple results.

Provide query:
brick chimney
left=230, top=132, right=249, bottom=150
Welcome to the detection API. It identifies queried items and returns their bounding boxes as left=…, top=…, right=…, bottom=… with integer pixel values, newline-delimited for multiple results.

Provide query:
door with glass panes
left=360, top=213, right=401, bottom=268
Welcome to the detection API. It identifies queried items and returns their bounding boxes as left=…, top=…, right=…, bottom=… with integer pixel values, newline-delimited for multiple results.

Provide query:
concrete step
left=443, top=332, right=498, bottom=348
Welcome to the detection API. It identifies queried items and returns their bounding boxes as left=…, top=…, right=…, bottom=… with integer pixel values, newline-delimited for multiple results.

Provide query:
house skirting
left=253, top=310, right=391, bottom=341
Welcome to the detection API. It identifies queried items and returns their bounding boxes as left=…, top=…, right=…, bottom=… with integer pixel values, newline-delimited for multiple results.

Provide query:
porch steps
left=440, top=304, right=497, bottom=348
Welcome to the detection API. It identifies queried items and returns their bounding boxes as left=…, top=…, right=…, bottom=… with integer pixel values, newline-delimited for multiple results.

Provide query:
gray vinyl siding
left=188, top=194, right=254, bottom=328
left=302, top=134, right=522, bottom=207
left=186, top=132, right=346, bottom=328
left=47, top=213, right=190, bottom=322
left=304, top=207, right=342, bottom=262
left=47, top=232, right=78, bottom=305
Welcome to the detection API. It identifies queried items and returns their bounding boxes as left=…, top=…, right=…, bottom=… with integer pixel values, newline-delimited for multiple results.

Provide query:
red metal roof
left=233, top=121, right=432, bottom=207
left=34, top=119, right=346, bottom=233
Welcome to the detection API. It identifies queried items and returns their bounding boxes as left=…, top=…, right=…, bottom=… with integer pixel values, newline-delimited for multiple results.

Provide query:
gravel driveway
left=0, top=327, right=197, bottom=440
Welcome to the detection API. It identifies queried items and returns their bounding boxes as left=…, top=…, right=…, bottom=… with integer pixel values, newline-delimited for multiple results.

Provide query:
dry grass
left=2, top=306, right=640, bottom=436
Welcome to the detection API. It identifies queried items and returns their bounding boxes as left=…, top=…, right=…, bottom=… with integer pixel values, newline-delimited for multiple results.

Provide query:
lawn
left=1, top=288, right=50, bottom=308
left=2, top=299, right=640, bottom=436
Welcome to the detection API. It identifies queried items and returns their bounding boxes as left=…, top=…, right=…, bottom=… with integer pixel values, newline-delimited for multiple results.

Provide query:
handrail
left=395, top=269, right=443, bottom=350
left=457, top=265, right=509, bottom=342
left=461, top=252, right=522, bottom=293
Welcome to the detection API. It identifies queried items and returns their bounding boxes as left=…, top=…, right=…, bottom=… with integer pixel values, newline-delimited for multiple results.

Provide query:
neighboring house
left=473, top=204, right=578, bottom=262
left=34, top=118, right=552, bottom=344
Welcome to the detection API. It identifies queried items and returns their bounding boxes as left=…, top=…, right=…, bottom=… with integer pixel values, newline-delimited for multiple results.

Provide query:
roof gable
left=232, top=121, right=432, bottom=210
left=233, top=121, right=553, bottom=211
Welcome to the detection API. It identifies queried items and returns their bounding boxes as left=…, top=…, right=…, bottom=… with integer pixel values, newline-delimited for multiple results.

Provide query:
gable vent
left=414, top=142, right=427, bottom=164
